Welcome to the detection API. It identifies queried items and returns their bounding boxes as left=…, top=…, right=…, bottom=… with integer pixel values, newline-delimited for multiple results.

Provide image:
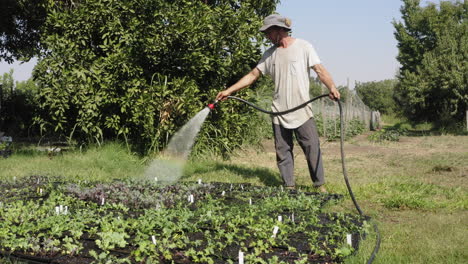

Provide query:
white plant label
left=278, top=215, right=282, bottom=222
left=347, top=234, right=352, bottom=246
left=152, top=235, right=157, bottom=245
left=238, top=251, right=244, bottom=264
left=272, top=226, right=279, bottom=238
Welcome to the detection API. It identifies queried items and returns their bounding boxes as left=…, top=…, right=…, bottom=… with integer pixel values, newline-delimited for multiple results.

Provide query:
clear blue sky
left=276, top=0, right=404, bottom=88
left=0, top=0, right=436, bottom=88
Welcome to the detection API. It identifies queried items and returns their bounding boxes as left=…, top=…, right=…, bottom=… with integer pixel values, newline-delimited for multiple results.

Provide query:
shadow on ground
left=186, top=162, right=283, bottom=186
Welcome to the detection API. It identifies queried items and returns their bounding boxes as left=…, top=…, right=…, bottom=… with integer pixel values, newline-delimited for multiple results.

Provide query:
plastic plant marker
left=152, top=235, right=157, bottom=245
left=188, top=194, right=194, bottom=203
left=55, top=206, right=60, bottom=215
left=40, top=188, right=43, bottom=195
left=221, top=191, right=225, bottom=196
left=347, top=234, right=352, bottom=246
left=198, top=179, right=202, bottom=184
left=101, top=197, right=105, bottom=206
left=64, top=206, right=68, bottom=215
left=238, top=251, right=244, bottom=264
left=241, top=185, right=244, bottom=190
left=60, top=205, right=63, bottom=213
left=278, top=215, right=282, bottom=222
left=249, top=198, right=252, bottom=205
left=272, top=226, right=279, bottom=238
left=292, top=213, right=295, bottom=223
left=155, top=177, right=158, bottom=182
left=281, top=186, right=284, bottom=192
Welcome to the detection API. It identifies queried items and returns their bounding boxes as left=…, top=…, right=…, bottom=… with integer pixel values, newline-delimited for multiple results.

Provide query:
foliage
left=355, top=79, right=398, bottom=114
left=309, top=77, right=350, bottom=102
left=315, top=116, right=365, bottom=141
left=0, top=176, right=366, bottom=263
left=31, top=0, right=279, bottom=154
left=0, top=69, right=40, bottom=136
left=0, top=0, right=50, bottom=62
left=368, top=128, right=401, bottom=142
left=393, top=0, right=467, bottom=125
left=309, top=78, right=323, bottom=97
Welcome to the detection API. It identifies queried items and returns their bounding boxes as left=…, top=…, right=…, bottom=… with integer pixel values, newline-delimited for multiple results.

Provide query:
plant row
left=0, top=176, right=368, bottom=263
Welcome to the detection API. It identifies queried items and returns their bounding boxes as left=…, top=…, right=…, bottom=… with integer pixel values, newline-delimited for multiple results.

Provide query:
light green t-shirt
left=256, top=38, right=321, bottom=129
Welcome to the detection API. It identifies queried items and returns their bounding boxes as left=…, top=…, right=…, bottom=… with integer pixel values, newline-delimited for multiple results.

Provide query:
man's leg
left=295, top=118, right=325, bottom=187
left=272, top=123, right=295, bottom=187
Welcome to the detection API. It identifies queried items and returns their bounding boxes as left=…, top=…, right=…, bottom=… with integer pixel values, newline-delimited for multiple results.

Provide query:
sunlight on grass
left=0, top=142, right=144, bottom=182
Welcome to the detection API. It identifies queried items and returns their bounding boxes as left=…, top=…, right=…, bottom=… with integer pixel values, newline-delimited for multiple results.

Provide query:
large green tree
left=393, top=0, right=467, bottom=124
left=355, top=79, right=397, bottom=115
left=32, top=0, right=279, bottom=154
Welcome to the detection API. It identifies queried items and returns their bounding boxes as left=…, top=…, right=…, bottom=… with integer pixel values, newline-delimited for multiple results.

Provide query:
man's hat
left=259, top=14, right=292, bottom=32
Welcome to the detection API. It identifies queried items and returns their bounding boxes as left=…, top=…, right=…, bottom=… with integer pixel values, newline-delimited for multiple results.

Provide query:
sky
left=0, top=0, right=436, bottom=88
left=276, top=0, right=404, bottom=88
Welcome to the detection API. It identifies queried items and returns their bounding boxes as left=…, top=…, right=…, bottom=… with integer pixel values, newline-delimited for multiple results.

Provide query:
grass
left=1, top=131, right=467, bottom=263
left=0, top=142, right=144, bottom=182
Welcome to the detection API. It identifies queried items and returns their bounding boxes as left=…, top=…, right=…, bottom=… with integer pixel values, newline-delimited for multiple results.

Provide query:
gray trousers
left=272, top=118, right=325, bottom=187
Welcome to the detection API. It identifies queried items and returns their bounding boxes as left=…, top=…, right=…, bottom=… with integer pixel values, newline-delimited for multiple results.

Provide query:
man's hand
left=329, top=87, right=340, bottom=101
left=216, top=90, right=232, bottom=101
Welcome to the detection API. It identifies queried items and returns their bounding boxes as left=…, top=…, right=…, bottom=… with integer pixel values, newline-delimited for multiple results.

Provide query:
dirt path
left=230, top=132, right=467, bottom=188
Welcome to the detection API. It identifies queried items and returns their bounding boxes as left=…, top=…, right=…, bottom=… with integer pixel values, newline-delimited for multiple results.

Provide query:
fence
left=309, top=84, right=380, bottom=137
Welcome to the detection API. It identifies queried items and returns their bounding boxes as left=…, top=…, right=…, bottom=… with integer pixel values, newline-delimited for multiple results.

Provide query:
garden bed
left=0, top=176, right=368, bottom=263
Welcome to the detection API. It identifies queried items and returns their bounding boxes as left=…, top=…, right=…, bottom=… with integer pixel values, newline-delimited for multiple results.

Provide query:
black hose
left=227, top=94, right=381, bottom=264
left=227, top=94, right=329, bottom=116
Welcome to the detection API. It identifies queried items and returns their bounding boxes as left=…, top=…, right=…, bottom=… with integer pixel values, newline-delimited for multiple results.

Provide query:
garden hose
left=218, top=94, right=381, bottom=264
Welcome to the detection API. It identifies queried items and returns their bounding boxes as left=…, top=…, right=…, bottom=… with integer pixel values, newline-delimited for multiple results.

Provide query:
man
left=216, top=14, right=340, bottom=192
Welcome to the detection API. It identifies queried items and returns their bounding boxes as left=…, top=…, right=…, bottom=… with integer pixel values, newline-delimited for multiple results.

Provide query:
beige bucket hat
left=259, top=14, right=292, bottom=32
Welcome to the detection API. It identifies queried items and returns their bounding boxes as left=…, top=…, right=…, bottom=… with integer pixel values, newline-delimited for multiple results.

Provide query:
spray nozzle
left=207, top=99, right=219, bottom=110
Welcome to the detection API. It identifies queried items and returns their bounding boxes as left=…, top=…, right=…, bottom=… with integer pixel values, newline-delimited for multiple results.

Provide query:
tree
left=0, top=69, right=39, bottom=136
left=355, top=79, right=397, bottom=114
left=393, top=0, right=467, bottom=125
left=33, top=0, right=279, bottom=154
left=0, top=0, right=49, bottom=62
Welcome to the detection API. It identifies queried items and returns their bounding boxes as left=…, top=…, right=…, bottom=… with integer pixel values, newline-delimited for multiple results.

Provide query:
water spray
left=212, top=94, right=380, bottom=264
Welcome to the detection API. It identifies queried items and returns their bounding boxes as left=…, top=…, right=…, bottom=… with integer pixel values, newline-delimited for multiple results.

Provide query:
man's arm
left=216, top=68, right=262, bottom=101
left=312, top=64, right=340, bottom=100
